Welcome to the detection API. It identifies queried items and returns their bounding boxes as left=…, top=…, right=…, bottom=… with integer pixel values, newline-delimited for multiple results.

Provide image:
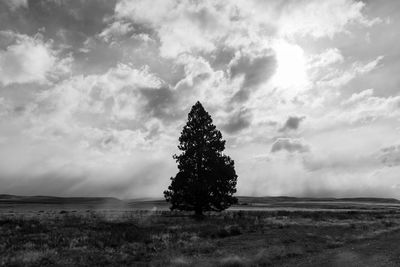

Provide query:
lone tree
left=164, top=101, right=238, bottom=216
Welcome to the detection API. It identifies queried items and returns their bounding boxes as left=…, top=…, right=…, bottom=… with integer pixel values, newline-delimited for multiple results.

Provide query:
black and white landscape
left=1, top=0, right=400, bottom=266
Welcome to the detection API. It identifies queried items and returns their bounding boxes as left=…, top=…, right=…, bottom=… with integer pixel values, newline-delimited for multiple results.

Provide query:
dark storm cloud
left=279, top=116, right=305, bottom=132
left=271, top=138, right=310, bottom=153
left=230, top=54, right=277, bottom=102
left=221, top=108, right=252, bottom=134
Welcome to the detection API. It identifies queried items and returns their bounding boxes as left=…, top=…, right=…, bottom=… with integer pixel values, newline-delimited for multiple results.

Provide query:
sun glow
left=271, top=40, right=309, bottom=92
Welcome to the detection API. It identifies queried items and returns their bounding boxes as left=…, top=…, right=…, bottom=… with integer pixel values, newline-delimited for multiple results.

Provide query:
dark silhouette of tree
left=164, top=101, right=238, bottom=216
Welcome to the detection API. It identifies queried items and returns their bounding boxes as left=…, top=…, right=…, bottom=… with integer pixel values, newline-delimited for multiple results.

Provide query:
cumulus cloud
left=277, top=0, right=379, bottom=38
left=36, top=63, right=165, bottom=124
left=308, top=48, right=344, bottom=69
left=0, top=31, right=70, bottom=86
left=173, top=54, right=235, bottom=109
left=0, top=62, right=178, bottom=198
left=99, top=21, right=134, bottom=43
left=271, top=138, right=310, bottom=153
left=176, top=55, right=214, bottom=87
left=2, top=0, right=27, bottom=11
left=115, top=0, right=175, bottom=26
left=115, top=0, right=227, bottom=58
left=113, top=0, right=377, bottom=59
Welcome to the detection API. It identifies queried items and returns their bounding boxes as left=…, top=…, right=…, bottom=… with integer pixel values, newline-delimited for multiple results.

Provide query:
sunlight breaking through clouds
left=271, top=40, right=309, bottom=92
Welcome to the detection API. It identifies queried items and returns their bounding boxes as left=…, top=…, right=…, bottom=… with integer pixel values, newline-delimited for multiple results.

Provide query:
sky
left=1, top=0, right=400, bottom=199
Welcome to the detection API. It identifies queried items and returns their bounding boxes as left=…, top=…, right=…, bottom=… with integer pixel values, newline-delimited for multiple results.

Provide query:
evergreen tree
left=164, top=101, right=238, bottom=216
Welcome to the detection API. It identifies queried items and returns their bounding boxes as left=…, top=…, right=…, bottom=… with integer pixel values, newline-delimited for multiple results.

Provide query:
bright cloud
left=277, top=0, right=378, bottom=38
left=0, top=31, right=70, bottom=86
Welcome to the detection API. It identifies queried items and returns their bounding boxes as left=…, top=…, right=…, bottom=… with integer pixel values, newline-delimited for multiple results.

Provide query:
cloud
left=139, top=87, right=180, bottom=122
left=2, top=0, right=27, bottom=11
left=176, top=54, right=214, bottom=87
left=356, top=56, right=384, bottom=73
left=173, top=54, right=235, bottom=109
left=237, top=120, right=400, bottom=198
left=279, top=116, right=305, bottom=132
left=303, top=151, right=377, bottom=172
left=115, top=0, right=229, bottom=58
left=318, top=55, right=384, bottom=88
left=343, top=88, right=374, bottom=105
left=0, top=0, right=117, bottom=58
left=0, top=136, right=174, bottom=198
left=0, top=63, right=174, bottom=179
left=0, top=62, right=179, bottom=198
left=308, top=48, right=344, bottom=68
left=236, top=133, right=400, bottom=198
left=0, top=31, right=70, bottom=86
left=379, top=145, right=400, bottom=167
left=35, top=63, right=165, bottom=124
left=113, top=0, right=377, bottom=60
left=221, top=108, right=252, bottom=134
left=340, top=88, right=400, bottom=124
left=229, top=52, right=277, bottom=102
left=99, top=21, right=134, bottom=43
left=271, top=138, right=310, bottom=153
left=305, top=88, right=400, bottom=134
left=251, top=153, right=272, bottom=162
left=115, top=0, right=175, bottom=26
left=277, top=0, right=379, bottom=38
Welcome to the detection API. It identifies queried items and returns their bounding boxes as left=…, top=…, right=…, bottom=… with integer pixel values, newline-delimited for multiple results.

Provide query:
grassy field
left=1, top=196, right=400, bottom=266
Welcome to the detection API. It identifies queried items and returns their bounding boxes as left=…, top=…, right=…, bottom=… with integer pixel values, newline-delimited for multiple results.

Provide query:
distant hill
left=1, top=194, right=399, bottom=206
left=0, top=194, right=123, bottom=205
left=125, top=196, right=400, bottom=208
left=236, top=196, right=400, bottom=205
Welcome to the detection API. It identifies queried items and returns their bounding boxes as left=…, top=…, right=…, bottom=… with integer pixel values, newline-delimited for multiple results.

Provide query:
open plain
left=1, top=195, right=400, bottom=266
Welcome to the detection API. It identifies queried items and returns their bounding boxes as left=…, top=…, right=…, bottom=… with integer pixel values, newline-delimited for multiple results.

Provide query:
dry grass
left=1, top=208, right=400, bottom=266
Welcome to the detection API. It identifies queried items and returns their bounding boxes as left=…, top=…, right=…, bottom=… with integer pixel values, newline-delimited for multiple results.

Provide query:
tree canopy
left=164, top=101, right=238, bottom=216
